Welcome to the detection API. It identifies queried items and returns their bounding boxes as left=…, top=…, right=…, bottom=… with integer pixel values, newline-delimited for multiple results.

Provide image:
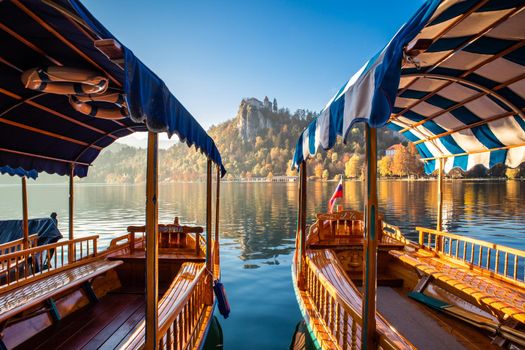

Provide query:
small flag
left=328, top=177, right=343, bottom=213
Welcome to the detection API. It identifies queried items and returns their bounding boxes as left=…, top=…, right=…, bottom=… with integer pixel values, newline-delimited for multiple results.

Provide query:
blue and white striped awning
left=293, top=0, right=525, bottom=174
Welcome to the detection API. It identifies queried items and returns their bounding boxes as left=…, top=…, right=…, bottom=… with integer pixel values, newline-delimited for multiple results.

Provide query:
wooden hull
left=292, top=214, right=525, bottom=349
left=1, top=231, right=220, bottom=350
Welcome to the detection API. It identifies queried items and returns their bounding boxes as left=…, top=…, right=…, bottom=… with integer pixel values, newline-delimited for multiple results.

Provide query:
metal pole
left=205, top=159, right=213, bottom=304
left=21, top=176, right=29, bottom=249
left=214, top=165, right=221, bottom=267
left=436, top=158, right=444, bottom=232
left=69, top=164, right=74, bottom=240
left=145, top=131, right=159, bottom=349
left=298, top=161, right=307, bottom=290
left=362, top=124, right=378, bottom=349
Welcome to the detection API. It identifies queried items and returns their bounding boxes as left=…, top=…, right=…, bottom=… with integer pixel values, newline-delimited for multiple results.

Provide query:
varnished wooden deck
left=310, top=236, right=405, bottom=250
left=113, top=249, right=205, bottom=262
left=15, top=293, right=145, bottom=350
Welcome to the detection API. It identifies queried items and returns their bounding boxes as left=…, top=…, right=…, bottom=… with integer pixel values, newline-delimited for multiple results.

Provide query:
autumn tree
left=345, top=154, right=362, bottom=178
left=314, top=163, right=324, bottom=178
left=378, top=156, right=393, bottom=177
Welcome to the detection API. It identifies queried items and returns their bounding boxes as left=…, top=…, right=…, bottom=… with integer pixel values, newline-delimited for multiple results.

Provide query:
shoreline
left=1, top=177, right=523, bottom=187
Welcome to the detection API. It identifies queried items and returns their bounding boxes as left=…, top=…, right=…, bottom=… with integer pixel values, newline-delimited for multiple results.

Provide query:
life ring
left=21, top=66, right=108, bottom=95
left=69, top=93, right=128, bottom=120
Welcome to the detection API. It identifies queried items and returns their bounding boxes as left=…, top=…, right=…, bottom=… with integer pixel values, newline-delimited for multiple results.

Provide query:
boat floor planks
left=14, top=293, right=144, bottom=350
left=375, top=287, right=495, bottom=350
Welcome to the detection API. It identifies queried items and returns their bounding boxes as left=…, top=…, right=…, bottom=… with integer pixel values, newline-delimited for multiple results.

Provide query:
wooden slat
left=0, top=259, right=122, bottom=323
left=0, top=22, right=61, bottom=65
left=390, top=250, right=525, bottom=323
left=0, top=116, right=102, bottom=150
left=0, top=147, right=91, bottom=167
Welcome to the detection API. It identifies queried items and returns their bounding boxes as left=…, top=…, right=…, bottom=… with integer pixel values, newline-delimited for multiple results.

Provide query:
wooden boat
left=0, top=1, right=227, bottom=348
left=291, top=0, right=525, bottom=348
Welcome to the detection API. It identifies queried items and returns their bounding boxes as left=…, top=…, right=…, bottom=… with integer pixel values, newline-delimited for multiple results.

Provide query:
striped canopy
left=292, top=0, right=525, bottom=174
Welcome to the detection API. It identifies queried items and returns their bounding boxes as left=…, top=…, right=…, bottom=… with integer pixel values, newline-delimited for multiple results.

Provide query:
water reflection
left=0, top=179, right=523, bottom=349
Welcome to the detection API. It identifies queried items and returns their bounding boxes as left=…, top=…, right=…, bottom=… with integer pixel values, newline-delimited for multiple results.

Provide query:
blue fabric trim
left=490, top=149, right=507, bottom=168
left=403, top=130, right=420, bottom=142
left=399, top=89, right=428, bottom=100
left=308, top=121, right=317, bottom=154
left=416, top=143, right=433, bottom=158
left=0, top=166, right=38, bottom=179
left=424, top=159, right=436, bottom=174
left=505, top=46, right=525, bottom=66
left=428, top=0, right=478, bottom=26
left=515, top=116, right=525, bottom=132
left=464, top=37, right=517, bottom=55
left=453, top=155, right=468, bottom=171
left=471, top=125, right=505, bottom=149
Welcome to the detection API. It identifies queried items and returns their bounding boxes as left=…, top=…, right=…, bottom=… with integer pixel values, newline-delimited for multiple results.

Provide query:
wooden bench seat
left=390, top=250, right=525, bottom=323
left=0, top=259, right=123, bottom=324
left=308, top=249, right=415, bottom=349
left=109, top=262, right=205, bottom=350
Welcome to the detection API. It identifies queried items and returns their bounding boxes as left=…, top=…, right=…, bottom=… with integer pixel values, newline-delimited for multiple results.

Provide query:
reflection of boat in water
left=0, top=1, right=227, bottom=348
left=290, top=0, right=525, bottom=348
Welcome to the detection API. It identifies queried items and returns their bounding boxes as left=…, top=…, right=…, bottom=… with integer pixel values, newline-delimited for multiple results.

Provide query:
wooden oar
left=408, top=292, right=525, bottom=347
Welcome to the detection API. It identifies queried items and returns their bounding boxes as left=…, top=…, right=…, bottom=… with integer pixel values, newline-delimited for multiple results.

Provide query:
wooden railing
left=303, top=255, right=409, bottom=350
left=0, top=234, right=39, bottom=256
left=417, top=227, right=525, bottom=287
left=382, top=222, right=410, bottom=245
left=0, top=235, right=98, bottom=291
left=158, top=266, right=211, bottom=350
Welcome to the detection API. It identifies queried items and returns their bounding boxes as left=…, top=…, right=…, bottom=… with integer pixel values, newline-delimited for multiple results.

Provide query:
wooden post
left=69, top=164, right=74, bottom=240
left=205, top=159, right=213, bottom=304
left=214, top=165, right=221, bottom=267
left=145, top=132, right=159, bottom=349
left=21, top=177, right=29, bottom=249
left=297, top=161, right=307, bottom=290
left=68, top=164, right=75, bottom=263
left=436, top=158, right=444, bottom=232
left=362, top=125, right=378, bottom=349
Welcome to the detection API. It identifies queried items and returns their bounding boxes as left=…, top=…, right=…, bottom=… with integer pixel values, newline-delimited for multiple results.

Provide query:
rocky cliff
left=236, top=97, right=276, bottom=141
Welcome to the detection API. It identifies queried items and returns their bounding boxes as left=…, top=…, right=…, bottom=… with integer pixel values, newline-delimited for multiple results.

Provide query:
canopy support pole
left=68, top=164, right=75, bottom=264
left=145, top=131, right=159, bottom=349
left=436, top=158, right=444, bottom=232
left=205, top=159, right=213, bottom=305
left=362, top=125, right=378, bottom=349
left=69, top=164, right=74, bottom=240
left=21, top=176, right=29, bottom=249
left=297, top=161, right=307, bottom=290
left=214, top=165, right=221, bottom=268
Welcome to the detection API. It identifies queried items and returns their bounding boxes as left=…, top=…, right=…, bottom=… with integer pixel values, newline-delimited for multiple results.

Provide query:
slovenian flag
left=328, top=178, right=343, bottom=213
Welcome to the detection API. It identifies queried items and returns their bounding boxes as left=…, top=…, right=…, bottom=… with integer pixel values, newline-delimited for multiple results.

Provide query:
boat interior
left=0, top=218, right=217, bottom=350
left=295, top=210, right=525, bottom=350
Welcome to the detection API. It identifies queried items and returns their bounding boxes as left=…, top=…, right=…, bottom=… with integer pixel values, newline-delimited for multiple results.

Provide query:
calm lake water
left=1, top=180, right=524, bottom=349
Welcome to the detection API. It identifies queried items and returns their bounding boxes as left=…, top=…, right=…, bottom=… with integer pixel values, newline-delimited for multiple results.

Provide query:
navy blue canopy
left=0, top=165, right=38, bottom=179
left=0, top=0, right=225, bottom=177
left=0, top=217, right=62, bottom=246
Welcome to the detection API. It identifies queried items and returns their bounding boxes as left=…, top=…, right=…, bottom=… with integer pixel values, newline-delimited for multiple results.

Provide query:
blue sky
left=84, top=0, right=425, bottom=131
